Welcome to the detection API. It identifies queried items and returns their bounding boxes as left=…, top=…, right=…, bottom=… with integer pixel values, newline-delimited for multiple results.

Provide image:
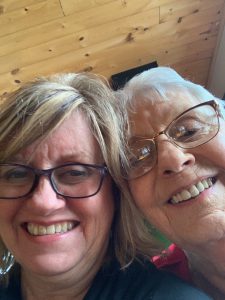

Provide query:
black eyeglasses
left=126, top=100, right=221, bottom=179
left=0, top=163, right=108, bottom=199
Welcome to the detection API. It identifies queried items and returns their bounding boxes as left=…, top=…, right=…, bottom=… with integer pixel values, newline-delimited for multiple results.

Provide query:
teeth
left=27, top=221, right=75, bottom=236
left=202, top=179, right=209, bottom=188
left=171, top=178, right=213, bottom=204
left=46, top=225, right=55, bottom=235
left=196, top=182, right=204, bottom=192
left=180, top=190, right=191, bottom=201
left=55, top=223, right=62, bottom=233
left=189, top=185, right=199, bottom=197
left=208, top=178, right=213, bottom=187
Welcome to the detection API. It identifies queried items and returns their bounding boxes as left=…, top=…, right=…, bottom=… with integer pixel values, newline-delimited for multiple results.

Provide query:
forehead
left=17, top=110, right=102, bottom=164
left=128, top=89, right=202, bottom=136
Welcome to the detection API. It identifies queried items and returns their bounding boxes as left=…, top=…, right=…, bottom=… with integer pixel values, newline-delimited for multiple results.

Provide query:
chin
left=21, top=255, right=80, bottom=276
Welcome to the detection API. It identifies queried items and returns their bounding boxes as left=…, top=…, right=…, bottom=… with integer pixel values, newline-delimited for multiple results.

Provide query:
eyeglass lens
left=167, top=103, right=219, bottom=148
left=127, top=102, right=219, bottom=179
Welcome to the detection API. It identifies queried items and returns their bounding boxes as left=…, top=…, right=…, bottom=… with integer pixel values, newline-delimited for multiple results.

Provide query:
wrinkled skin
left=128, top=91, right=225, bottom=266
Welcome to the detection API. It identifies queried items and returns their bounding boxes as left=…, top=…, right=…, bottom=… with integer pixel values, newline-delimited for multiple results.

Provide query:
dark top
left=0, top=259, right=212, bottom=300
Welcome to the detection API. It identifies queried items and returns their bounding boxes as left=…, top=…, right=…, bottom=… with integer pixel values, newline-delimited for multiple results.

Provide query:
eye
left=1, top=167, right=30, bottom=184
left=169, top=118, right=205, bottom=143
left=54, top=165, right=93, bottom=184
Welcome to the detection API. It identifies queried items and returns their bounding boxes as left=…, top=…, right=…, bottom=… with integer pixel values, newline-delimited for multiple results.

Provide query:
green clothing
left=0, top=259, right=212, bottom=299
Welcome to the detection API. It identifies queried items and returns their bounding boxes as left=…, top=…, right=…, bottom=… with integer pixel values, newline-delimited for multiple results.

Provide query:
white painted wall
left=208, top=24, right=225, bottom=99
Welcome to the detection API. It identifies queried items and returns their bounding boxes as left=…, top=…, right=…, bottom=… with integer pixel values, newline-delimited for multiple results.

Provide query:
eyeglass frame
left=127, top=100, right=221, bottom=178
left=0, top=162, right=108, bottom=200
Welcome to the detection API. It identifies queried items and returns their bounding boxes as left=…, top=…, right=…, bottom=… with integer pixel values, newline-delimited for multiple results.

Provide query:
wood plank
left=160, top=0, right=225, bottom=23
left=0, top=0, right=221, bottom=59
left=0, top=0, right=44, bottom=13
left=0, top=0, right=224, bottom=93
left=0, top=0, right=63, bottom=37
left=0, top=23, right=218, bottom=95
left=0, top=0, right=222, bottom=57
left=171, top=57, right=212, bottom=85
left=158, top=37, right=216, bottom=66
left=94, top=34, right=217, bottom=78
left=160, top=2, right=223, bottom=30
left=0, top=18, right=220, bottom=89
left=60, top=0, right=177, bottom=16
left=132, top=20, right=220, bottom=51
left=110, top=5, right=222, bottom=52
left=59, top=0, right=115, bottom=15
left=94, top=19, right=220, bottom=68
left=0, top=0, right=160, bottom=56
left=0, top=55, right=213, bottom=95
left=0, top=8, right=159, bottom=74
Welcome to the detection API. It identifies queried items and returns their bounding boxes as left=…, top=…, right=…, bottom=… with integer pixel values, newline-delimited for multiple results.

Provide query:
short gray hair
left=117, top=66, right=225, bottom=135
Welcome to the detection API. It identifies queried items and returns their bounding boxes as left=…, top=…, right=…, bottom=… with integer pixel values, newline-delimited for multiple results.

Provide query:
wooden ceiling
left=0, top=0, right=224, bottom=95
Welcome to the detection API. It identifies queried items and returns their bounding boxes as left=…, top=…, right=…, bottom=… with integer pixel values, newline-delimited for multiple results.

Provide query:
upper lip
left=21, top=219, right=80, bottom=226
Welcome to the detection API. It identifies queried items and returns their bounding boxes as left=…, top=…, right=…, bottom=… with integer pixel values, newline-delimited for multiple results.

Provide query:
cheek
left=210, top=127, right=225, bottom=167
left=0, top=202, right=21, bottom=245
left=128, top=178, right=155, bottom=210
left=70, top=181, right=115, bottom=236
left=0, top=202, right=19, bottom=226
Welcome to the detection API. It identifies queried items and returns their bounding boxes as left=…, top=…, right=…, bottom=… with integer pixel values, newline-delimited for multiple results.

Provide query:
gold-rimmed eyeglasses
left=126, top=100, right=221, bottom=179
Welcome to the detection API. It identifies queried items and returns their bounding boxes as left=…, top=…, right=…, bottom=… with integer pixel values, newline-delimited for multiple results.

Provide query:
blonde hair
left=0, top=72, right=160, bottom=280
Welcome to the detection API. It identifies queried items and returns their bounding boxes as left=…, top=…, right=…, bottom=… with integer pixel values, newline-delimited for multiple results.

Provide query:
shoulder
left=85, top=258, right=212, bottom=300
left=0, top=285, right=21, bottom=300
left=0, top=268, right=22, bottom=300
left=153, top=271, right=212, bottom=300
left=123, top=259, right=211, bottom=300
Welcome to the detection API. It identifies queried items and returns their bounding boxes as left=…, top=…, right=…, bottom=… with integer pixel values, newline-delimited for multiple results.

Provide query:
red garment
left=152, top=244, right=192, bottom=283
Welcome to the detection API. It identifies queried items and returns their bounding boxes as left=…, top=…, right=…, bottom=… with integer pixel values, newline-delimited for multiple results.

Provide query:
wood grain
left=0, top=0, right=224, bottom=95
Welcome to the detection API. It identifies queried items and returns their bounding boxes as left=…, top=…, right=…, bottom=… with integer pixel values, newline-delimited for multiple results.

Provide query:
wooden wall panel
left=173, top=57, right=212, bottom=85
left=0, top=0, right=63, bottom=37
left=0, top=0, right=44, bottom=14
left=0, top=0, right=159, bottom=56
left=0, top=0, right=224, bottom=95
left=60, top=0, right=176, bottom=16
left=0, top=8, right=159, bottom=76
left=160, top=0, right=224, bottom=23
left=60, top=0, right=115, bottom=15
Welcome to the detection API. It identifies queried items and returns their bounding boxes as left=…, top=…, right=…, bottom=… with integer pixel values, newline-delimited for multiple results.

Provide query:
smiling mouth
left=169, top=177, right=216, bottom=204
left=25, top=221, right=79, bottom=236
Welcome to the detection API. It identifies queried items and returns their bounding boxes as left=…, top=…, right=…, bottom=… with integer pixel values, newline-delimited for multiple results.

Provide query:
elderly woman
left=119, top=66, right=225, bottom=299
left=0, top=72, right=210, bottom=300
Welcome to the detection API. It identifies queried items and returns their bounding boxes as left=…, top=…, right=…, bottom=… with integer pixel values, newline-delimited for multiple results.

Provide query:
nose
left=157, top=139, right=195, bottom=177
left=25, top=177, right=66, bottom=216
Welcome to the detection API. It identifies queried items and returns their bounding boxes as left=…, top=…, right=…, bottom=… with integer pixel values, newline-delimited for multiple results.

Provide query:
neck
left=21, top=257, right=105, bottom=300
left=187, top=240, right=225, bottom=300
left=22, top=271, right=90, bottom=300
